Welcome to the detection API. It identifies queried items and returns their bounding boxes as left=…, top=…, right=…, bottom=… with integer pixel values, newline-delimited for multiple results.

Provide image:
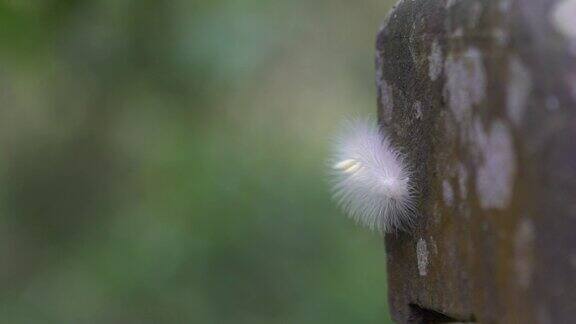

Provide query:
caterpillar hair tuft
left=330, top=118, right=416, bottom=233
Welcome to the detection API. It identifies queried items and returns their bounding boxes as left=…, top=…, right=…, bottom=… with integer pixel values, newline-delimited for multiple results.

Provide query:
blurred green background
left=0, top=0, right=396, bottom=322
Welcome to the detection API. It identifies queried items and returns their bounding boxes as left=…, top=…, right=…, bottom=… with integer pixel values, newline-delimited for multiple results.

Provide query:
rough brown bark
left=376, top=0, right=576, bottom=323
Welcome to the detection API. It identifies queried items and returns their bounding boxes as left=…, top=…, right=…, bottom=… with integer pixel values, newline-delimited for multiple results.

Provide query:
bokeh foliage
left=0, top=0, right=395, bottom=322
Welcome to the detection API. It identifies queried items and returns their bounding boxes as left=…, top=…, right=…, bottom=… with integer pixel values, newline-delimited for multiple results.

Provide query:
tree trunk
left=376, top=0, right=576, bottom=322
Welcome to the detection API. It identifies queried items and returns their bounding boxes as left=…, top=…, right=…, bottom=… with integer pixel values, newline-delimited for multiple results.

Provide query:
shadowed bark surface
left=376, top=0, right=576, bottom=323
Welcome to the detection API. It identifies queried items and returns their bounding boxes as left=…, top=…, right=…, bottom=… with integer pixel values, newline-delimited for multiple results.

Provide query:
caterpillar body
left=330, top=118, right=415, bottom=233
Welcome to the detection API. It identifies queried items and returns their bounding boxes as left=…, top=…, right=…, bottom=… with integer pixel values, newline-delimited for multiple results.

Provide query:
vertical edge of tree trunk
left=376, top=0, right=576, bottom=322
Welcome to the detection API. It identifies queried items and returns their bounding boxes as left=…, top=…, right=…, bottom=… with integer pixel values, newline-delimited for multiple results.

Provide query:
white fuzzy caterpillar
left=330, top=118, right=415, bottom=233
